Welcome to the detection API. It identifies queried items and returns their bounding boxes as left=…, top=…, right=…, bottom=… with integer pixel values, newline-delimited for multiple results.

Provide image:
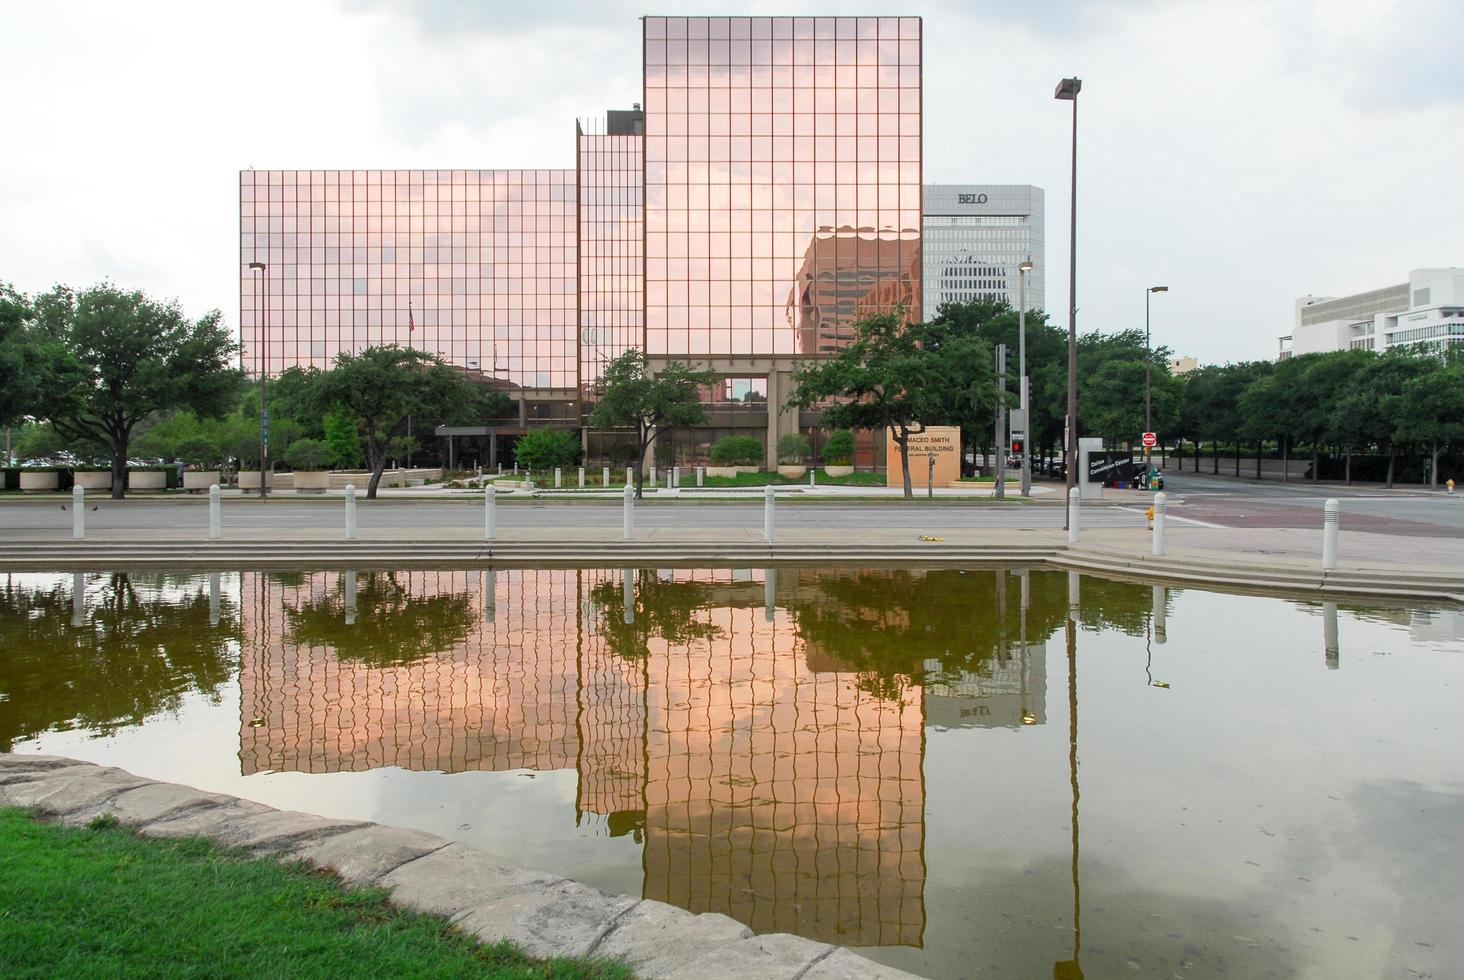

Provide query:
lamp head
left=1054, top=77, right=1082, bottom=100
left=1150, top=285, right=1169, bottom=293
left=248, top=261, right=266, bottom=270
left=1019, top=259, right=1034, bottom=273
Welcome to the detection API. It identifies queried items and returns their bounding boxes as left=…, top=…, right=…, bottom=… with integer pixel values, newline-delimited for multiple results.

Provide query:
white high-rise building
left=922, top=184, right=1044, bottom=313
left=1279, top=268, right=1464, bottom=358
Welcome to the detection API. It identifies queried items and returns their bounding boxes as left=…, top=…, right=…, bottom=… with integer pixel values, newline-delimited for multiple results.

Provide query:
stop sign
left=1141, top=431, right=1157, bottom=448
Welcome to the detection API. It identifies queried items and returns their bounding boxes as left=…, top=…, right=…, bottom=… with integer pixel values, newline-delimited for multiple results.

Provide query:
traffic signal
left=1010, top=437, right=1024, bottom=455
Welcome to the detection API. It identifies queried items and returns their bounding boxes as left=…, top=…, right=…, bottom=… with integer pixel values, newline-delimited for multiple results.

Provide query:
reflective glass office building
left=240, top=16, right=920, bottom=467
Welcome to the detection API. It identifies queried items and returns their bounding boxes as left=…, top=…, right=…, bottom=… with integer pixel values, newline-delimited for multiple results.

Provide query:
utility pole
left=995, top=344, right=1007, bottom=499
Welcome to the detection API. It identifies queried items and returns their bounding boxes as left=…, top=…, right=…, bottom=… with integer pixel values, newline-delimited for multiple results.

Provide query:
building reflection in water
left=236, top=568, right=1064, bottom=947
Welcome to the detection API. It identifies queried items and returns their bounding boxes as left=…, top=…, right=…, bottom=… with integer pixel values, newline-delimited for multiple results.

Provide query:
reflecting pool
left=2, top=569, right=1461, bottom=978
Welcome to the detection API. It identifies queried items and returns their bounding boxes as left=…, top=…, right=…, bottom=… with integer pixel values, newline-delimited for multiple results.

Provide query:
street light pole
left=1055, top=77, right=1081, bottom=526
left=1145, top=284, right=1168, bottom=466
left=1018, top=258, right=1033, bottom=496
left=248, top=261, right=268, bottom=499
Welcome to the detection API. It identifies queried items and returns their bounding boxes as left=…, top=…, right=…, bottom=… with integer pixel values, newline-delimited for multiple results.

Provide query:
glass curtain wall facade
left=577, top=123, right=645, bottom=390
left=239, top=169, right=577, bottom=389
left=643, top=16, right=922, bottom=359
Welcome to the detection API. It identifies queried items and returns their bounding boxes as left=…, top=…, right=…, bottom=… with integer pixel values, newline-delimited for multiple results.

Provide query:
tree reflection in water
left=0, top=573, right=237, bottom=750
left=587, top=569, right=723, bottom=661
left=283, top=572, right=474, bottom=667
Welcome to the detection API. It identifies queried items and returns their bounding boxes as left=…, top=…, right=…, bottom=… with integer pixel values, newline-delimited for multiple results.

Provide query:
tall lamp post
left=1145, top=285, right=1168, bottom=466
left=247, top=261, right=268, bottom=499
left=1018, top=258, right=1033, bottom=496
left=1055, top=77, right=1081, bottom=524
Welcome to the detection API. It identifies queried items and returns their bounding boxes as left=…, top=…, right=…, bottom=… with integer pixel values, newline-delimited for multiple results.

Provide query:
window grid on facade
left=239, top=169, right=577, bottom=388
left=643, top=16, right=922, bottom=358
left=578, top=128, right=645, bottom=391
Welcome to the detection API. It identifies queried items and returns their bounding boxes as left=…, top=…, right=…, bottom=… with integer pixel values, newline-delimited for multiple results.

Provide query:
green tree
left=513, top=427, right=580, bottom=472
left=284, top=438, right=332, bottom=471
left=132, top=411, right=227, bottom=469
left=788, top=312, right=994, bottom=498
left=33, top=285, right=241, bottom=498
left=310, top=346, right=477, bottom=498
left=1080, top=358, right=1183, bottom=450
left=322, top=409, right=363, bottom=469
left=1394, top=360, right=1464, bottom=488
left=776, top=433, right=811, bottom=464
left=0, top=285, right=80, bottom=459
left=1330, top=350, right=1433, bottom=486
left=588, top=349, right=716, bottom=498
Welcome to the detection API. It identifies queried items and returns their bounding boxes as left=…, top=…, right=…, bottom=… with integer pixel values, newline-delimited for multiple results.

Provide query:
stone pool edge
left=0, top=754, right=919, bottom=980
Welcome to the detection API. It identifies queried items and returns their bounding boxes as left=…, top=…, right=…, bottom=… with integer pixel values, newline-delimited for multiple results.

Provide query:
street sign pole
left=995, top=344, right=1007, bottom=499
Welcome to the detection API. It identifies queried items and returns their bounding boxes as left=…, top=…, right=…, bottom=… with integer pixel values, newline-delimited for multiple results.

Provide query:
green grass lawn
left=0, top=809, right=631, bottom=980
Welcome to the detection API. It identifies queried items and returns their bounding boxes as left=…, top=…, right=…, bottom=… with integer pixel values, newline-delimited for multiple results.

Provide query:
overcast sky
left=1, top=0, right=1459, bottom=364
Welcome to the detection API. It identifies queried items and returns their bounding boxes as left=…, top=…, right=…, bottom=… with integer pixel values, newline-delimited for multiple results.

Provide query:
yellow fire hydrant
left=1145, top=505, right=1155, bottom=529
left=1449, top=478, right=1456, bottom=495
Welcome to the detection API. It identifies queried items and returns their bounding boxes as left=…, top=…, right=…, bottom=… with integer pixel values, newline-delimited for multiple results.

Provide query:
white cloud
left=0, top=0, right=1459, bottom=364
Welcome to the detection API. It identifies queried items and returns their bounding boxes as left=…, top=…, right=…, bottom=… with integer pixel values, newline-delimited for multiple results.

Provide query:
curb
left=0, top=754, right=919, bottom=980
left=1, top=540, right=1460, bottom=602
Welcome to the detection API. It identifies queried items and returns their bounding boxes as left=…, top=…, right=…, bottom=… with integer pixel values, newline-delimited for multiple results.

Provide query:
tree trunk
left=1311, top=446, right=1319, bottom=482
left=1282, top=437, right=1289, bottom=483
left=110, top=453, right=127, bottom=501
left=1431, top=441, right=1440, bottom=489
left=896, top=428, right=913, bottom=499
left=367, top=453, right=387, bottom=498
left=1212, top=439, right=1219, bottom=475
left=1345, top=451, right=1352, bottom=486
left=1385, top=448, right=1395, bottom=489
left=1255, top=440, right=1262, bottom=480
left=1234, top=441, right=1240, bottom=478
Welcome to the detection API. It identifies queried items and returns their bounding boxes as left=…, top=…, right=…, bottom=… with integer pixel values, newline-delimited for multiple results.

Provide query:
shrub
left=174, top=436, right=223, bottom=469
left=776, top=433, right=811, bottom=464
left=285, top=438, right=332, bottom=471
left=823, top=429, right=855, bottom=465
left=709, top=435, right=763, bottom=466
left=514, top=428, right=580, bottom=471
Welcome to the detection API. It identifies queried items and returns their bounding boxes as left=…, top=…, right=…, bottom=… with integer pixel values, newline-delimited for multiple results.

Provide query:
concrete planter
left=823, top=464, right=854, bottom=478
left=777, top=464, right=807, bottom=479
left=128, top=470, right=167, bottom=491
left=293, top=470, right=331, bottom=493
left=705, top=466, right=741, bottom=479
left=19, top=470, right=60, bottom=492
left=182, top=470, right=221, bottom=492
left=237, top=470, right=283, bottom=490
left=73, top=471, right=113, bottom=491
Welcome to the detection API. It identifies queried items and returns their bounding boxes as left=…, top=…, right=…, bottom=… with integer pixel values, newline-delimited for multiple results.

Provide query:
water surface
left=2, top=568, right=1460, bottom=979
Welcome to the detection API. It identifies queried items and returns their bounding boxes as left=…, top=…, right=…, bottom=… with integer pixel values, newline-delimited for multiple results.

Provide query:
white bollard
left=764, top=567, right=776, bottom=623
left=209, top=572, right=221, bottom=626
left=764, top=485, right=776, bottom=542
left=1322, top=498, right=1339, bottom=570
left=72, top=485, right=84, bottom=539
left=602, top=466, right=610, bottom=488
left=672, top=466, right=679, bottom=489
left=1152, top=491, right=1167, bottom=556
left=555, top=467, right=562, bottom=488
left=484, top=568, right=497, bottom=623
left=1152, top=585, right=1167, bottom=644
left=650, top=465, right=657, bottom=487
left=623, top=484, right=635, bottom=540
left=484, top=486, right=496, bottom=541
left=72, top=572, right=85, bottom=626
left=345, top=484, right=357, bottom=539
left=1067, top=486, right=1081, bottom=544
left=1068, top=570, right=1080, bottom=614
left=622, top=568, right=635, bottom=624
left=578, top=466, right=585, bottom=488
left=625, top=465, right=633, bottom=488
left=209, top=484, right=221, bottom=539
left=344, top=570, right=357, bottom=625
left=697, top=465, right=705, bottom=487
left=809, top=469, right=816, bottom=487
left=1323, top=600, right=1339, bottom=668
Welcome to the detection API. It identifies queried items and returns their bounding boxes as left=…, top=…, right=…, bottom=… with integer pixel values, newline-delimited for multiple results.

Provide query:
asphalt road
left=0, top=497, right=1151, bottom=534
left=1162, top=472, right=1464, bottom=537
left=4, top=474, right=1461, bottom=539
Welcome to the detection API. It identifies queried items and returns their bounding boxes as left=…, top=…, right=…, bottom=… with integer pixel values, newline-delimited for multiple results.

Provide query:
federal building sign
left=886, top=426, right=962, bottom=488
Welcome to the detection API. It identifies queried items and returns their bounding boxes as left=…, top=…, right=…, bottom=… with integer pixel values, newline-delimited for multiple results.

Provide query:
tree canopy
left=588, top=349, right=716, bottom=497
